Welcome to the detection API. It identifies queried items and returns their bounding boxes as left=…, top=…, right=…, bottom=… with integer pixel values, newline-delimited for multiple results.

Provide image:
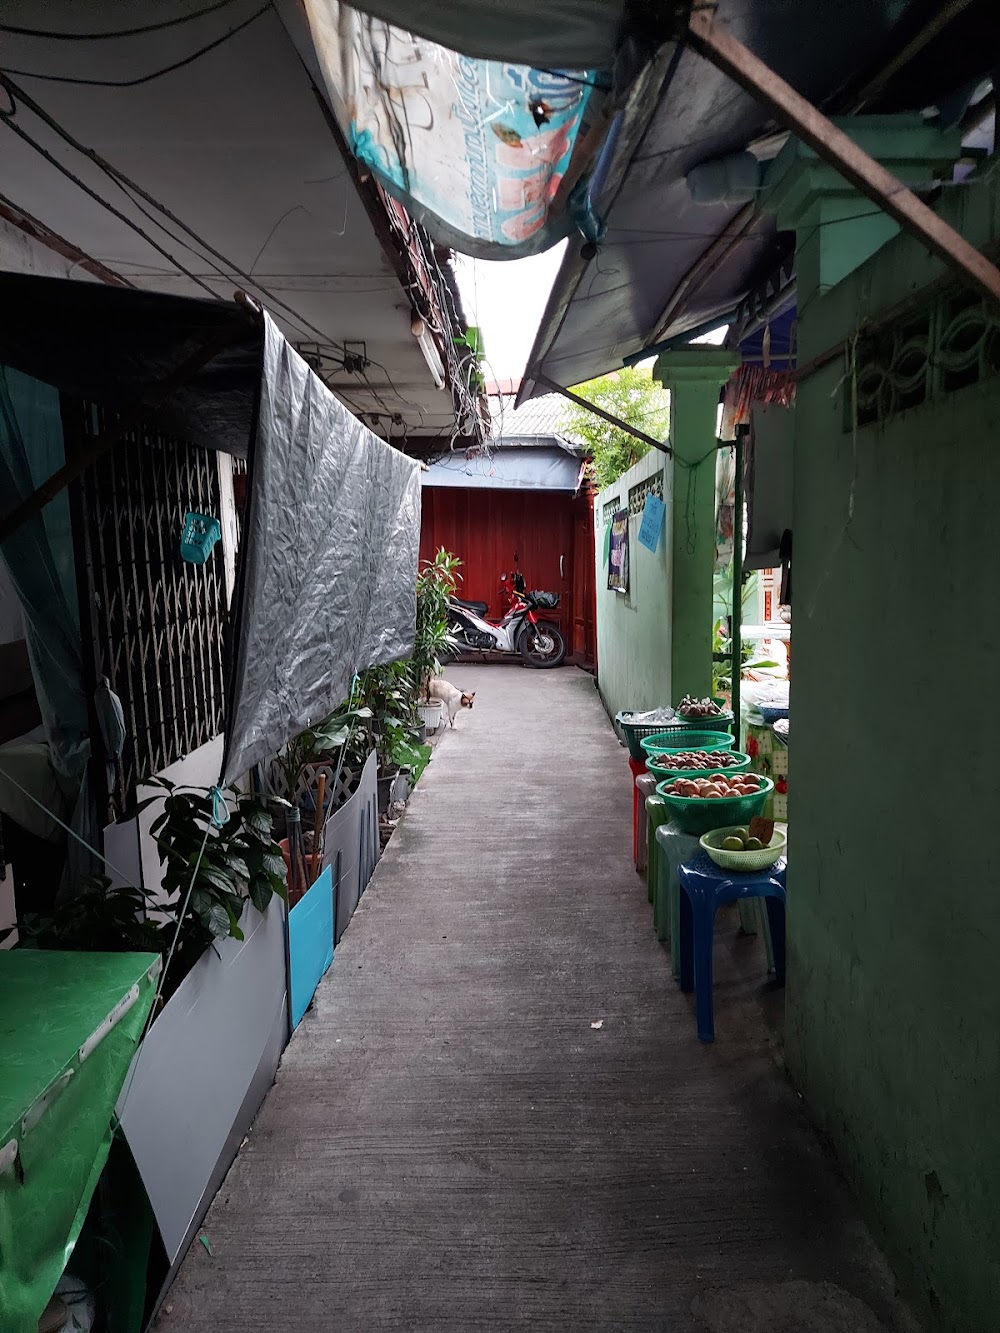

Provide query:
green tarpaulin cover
left=0, top=951, right=159, bottom=1332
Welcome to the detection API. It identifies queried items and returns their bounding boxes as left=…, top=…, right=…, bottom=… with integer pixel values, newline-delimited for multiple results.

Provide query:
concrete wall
left=787, top=165, right=1000, bottom=1332
left=592, top=451, right=672, bottom=719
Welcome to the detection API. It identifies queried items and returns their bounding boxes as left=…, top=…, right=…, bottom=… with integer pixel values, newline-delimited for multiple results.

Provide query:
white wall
left=593, top=451, right=673, bottom=721
left=103, top=736, right=225, bottom=902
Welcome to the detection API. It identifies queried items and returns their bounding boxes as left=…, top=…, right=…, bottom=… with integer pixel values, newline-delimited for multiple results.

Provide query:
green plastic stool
left=655, top=823, right=775, bottom=980
left=645, top=796, right=672, bottom=909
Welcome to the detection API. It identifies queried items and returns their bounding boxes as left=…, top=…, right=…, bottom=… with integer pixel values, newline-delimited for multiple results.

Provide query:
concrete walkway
left=156, top=666, right=916, bottom=1333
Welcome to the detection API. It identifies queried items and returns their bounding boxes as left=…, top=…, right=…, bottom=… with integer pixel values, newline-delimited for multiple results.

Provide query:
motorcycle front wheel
left=518, top=620, right=566, bottom=668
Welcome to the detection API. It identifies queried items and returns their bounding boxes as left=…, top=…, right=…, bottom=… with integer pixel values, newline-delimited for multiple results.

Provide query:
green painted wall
left=593, top=452, right=672, bottom=720
left=787, top=160, right=1000, bottom=1332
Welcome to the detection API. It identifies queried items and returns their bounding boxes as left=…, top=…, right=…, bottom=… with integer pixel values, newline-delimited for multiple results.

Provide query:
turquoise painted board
left=288, top=866, right=334, bottom=1029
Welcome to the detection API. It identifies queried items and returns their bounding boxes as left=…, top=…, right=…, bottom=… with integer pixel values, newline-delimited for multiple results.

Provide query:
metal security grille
left=66, top=401, right=228, bottom=822
left=628, top=472, right=663, bottom=516
left=853, top=288, right=1000, bottom=428
left=602, top=496, right=621, bottom=526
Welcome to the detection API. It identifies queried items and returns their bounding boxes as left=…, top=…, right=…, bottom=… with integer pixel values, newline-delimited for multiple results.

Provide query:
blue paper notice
left=638, top=494, right=665, bottom=553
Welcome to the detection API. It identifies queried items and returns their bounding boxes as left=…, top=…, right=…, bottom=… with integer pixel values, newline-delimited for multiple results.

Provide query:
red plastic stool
left=629, top=755, right=647, bottom=864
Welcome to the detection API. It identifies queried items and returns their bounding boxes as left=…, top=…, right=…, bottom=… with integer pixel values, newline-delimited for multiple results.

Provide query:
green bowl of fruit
left=700, top=824, right=786, bottom=872
left=655, top=773, right=773, bottom=836
left=645, top=749, right=752, bottom=783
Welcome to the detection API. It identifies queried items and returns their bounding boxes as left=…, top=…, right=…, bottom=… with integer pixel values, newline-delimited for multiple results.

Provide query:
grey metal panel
left=322, top=748, right=380, bottom=943
left=117, top=897, right=287, bottom=1265
left=422, top=446, right=582, bottom=491
left=151, top=987, right=288, bottom=1319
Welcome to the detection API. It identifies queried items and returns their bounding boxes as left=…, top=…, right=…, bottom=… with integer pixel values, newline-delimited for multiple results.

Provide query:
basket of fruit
left=655, top=773, right=774, bottom=836
left=675, top=694, right=734, bottom=725
left=644, top=749, right=752, bottom=782
left=700, top=824, right=786, bottom=872
left=640, top=729, right=735, bottom=757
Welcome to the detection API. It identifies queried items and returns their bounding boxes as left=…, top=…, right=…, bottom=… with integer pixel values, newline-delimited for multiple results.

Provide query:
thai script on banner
left=304, top=1, right=597, bottom=255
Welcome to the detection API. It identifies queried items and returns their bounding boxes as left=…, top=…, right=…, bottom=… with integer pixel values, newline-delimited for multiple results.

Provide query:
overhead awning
left=520, top=0, right=998, bottom=397
left=313, top=0, right=630, bottom=69
left=303, top=0, right=621, bottom=260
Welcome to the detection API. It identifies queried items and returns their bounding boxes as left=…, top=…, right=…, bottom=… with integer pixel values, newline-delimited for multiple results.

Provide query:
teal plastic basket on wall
left=180, top=512, right=222, bottom=565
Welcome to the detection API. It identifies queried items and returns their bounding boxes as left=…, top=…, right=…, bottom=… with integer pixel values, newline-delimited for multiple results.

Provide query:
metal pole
left=534, top=373, right=672, bottom=456
left=686, top=6, right=1000, bottom=309
left=732, top=425, right=747, bottom=745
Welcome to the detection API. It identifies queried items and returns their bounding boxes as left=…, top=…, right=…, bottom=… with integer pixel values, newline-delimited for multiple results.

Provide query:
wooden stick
left=686, top=6, right=1000, bottom=309
left=310, top=773, right=327, bottom=883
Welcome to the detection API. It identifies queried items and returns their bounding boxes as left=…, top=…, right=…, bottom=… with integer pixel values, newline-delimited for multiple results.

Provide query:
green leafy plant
left=14, top=783, right=288, bottom=994
left=18, top=877, right=167, bottom=954
left=711, top=617, right=780, bottom=696
left=559, top=366, right=669, bottom=490
left=147, top=781, right=287, bottom=945
left=413, top=548, right=461, bottom=701
left=391, top=737, right=432, bottom=782
left=276, top=704, right=373, bottom=802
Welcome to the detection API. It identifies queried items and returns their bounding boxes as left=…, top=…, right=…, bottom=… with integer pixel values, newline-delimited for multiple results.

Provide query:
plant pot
left=377, top=768, right=400, bottom=815
left=418, top=700, right=443, bottom=735
left=279, top=837, right=310, bottom=906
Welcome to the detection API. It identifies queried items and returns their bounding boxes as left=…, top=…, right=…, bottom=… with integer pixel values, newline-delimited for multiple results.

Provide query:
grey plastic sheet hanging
left=222, top=316, right=420, bottom=785
left=0, top=275, right=421, bottom=791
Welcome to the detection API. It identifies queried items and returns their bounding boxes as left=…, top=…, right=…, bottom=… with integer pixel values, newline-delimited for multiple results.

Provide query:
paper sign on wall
left=638, top=494, right=665, bottom=553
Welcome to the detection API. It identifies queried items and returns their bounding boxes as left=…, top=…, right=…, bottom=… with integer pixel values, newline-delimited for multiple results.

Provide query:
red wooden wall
left=419, top=486, right=596, bottom=669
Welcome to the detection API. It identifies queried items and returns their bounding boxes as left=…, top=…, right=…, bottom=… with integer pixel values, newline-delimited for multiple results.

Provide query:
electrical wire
left=0, top=0, right=244, bottom=41
left=0, top=114, right=224, bottom=302
left=2, top=5, right=269, bottom=87
left=0, top=73, right=347, bottom=348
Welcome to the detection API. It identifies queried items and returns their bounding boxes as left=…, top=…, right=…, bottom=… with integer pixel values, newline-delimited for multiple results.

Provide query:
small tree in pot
left=412, top=549, right=461, bottom=727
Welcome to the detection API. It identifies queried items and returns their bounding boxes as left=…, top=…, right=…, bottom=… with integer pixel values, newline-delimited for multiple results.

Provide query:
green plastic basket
left=640, top=729, right=735, bottom=756
left=645, top=750, right=752, bottom=783
left=654, top=775, right=774, bottom=836
left=615, top=711, right=681, bottom=761
left=700, top=825, right=786, bottom=872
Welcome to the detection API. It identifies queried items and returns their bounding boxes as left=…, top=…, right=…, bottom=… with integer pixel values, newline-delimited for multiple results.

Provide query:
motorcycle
left=447, top=571, right=566, bottom=668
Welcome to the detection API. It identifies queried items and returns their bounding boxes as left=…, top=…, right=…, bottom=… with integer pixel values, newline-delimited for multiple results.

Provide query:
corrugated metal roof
left=488, top=392, right=574, bottom=442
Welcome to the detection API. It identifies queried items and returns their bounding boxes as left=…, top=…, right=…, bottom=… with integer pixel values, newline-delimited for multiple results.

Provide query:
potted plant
left=16, top=782, right=288, bottom=1001
left=357, top=662, right=431, bottom=811
left=412, top=548, right=461, bottom=733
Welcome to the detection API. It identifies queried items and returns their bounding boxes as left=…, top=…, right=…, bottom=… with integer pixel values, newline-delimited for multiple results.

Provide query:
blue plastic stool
left=656, top=825, right=772, bottom=981
left=677, top=852, right=787, bottom=1042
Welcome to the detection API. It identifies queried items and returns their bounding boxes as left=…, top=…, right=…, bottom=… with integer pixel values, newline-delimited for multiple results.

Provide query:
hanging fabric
left=303, top=0, right=610, bottom=257
left=719, top=364, right=796, bottom=442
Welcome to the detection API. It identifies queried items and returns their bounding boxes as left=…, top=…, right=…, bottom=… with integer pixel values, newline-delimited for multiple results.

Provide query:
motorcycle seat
left=452, top=597, right=489, bottom=616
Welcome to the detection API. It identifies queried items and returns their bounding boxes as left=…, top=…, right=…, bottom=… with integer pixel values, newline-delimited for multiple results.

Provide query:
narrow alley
left=156, top=667, right=911, bottom=1333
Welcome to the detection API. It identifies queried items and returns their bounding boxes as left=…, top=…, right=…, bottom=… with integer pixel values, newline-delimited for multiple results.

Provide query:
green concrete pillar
left=653, top=348, right=740, bottom=701
left=760, top=114, right=964, bottom=358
